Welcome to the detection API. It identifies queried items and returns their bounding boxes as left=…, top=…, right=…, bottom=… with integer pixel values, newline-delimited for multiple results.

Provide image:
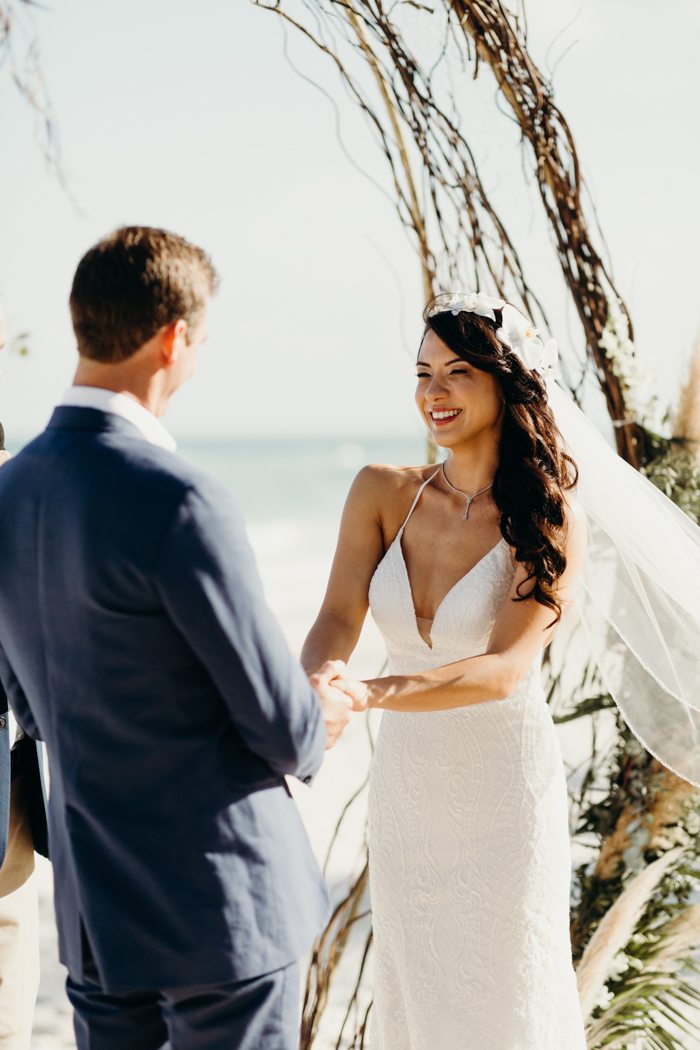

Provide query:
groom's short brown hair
left=70, top=226, right=219, bottom=362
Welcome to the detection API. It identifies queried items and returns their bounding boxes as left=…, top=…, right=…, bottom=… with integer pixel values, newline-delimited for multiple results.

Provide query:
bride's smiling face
left=415, top=329, right=504, bottom=449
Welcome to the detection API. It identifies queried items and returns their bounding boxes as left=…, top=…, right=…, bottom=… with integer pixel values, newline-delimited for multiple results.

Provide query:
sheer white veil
left=548, top=380, right=700, bottom=786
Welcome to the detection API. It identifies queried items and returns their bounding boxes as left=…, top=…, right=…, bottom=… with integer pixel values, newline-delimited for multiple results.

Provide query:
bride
left=301, top=292, right=588, bottom=1048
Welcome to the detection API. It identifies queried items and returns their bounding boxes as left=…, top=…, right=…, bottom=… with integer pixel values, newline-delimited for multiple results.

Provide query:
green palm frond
left=586, top=970, right=700, bottom=1048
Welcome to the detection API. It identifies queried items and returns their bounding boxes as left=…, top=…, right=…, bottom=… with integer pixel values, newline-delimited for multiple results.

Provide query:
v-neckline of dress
left=395, top=531, right=506, bottom=650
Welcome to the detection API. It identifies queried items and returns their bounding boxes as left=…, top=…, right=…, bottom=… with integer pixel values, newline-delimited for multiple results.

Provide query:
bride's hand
left=332, top=675, right=372, bottom=713
left=308, top=660, right=354, bottom=748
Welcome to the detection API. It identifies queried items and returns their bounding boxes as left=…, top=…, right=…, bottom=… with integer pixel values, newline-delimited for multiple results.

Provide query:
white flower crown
left=427, top=291, right=559, bottom=377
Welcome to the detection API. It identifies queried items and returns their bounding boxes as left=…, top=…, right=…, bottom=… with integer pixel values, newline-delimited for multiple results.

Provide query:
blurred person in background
left=0, top=303, right=49, bottom=1050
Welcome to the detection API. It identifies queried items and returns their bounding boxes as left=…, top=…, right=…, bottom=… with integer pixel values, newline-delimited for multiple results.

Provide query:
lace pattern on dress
left=366, top=525, right=586, bottom=1049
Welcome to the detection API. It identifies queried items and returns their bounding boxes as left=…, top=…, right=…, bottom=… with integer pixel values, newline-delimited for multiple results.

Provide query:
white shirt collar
left=60, top=387, right=177, bottom=452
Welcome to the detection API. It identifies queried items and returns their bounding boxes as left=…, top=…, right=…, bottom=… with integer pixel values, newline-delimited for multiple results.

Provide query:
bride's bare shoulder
left=345, top=464, right=438, bottom=531
left=350, top=462, right=436, bottom=502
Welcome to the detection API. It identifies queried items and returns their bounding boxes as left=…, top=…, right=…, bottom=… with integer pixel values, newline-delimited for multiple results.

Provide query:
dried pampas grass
left=654, top=901, right=700, bottom=972
left=595, top=761, right=697, bottom=879
left=576, top=847, right=683, bottom=1021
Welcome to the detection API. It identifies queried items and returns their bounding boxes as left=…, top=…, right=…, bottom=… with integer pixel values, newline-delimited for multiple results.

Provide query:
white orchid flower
left=444, top=293, right=466, bottom=315
left=519, top=340, right=543, bottom=371
left=444, top=291, right=506, bottom=322
left=432, top=296, right=558, bottom=376
left=537, top=339, right=559, bottom=377
left=497, top=305, right=558, bottom=375
left=496, top=304, right=540, bottom=350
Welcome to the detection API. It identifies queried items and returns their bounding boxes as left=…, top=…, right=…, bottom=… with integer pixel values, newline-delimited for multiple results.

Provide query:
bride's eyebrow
left=415, top=358, right=466, bottom=368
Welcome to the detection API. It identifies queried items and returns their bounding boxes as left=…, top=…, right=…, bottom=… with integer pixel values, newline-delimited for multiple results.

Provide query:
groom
left=0, top=227, right=354, bottom=1049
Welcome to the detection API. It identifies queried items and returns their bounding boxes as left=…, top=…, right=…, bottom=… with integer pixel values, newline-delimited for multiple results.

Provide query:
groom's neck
left=73, top=342, right=169, bottom=418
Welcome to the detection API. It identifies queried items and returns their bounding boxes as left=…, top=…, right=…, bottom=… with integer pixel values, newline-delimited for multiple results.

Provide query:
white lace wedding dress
left=367, top=474, right=586, bottom=1049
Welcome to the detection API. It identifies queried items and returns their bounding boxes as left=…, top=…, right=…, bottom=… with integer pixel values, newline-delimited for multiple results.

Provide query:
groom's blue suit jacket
left=0, top=406, right=329, bottom=992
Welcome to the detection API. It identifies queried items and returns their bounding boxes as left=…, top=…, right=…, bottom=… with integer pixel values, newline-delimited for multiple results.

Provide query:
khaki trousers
left=0, top=757, right=40, bottom=1049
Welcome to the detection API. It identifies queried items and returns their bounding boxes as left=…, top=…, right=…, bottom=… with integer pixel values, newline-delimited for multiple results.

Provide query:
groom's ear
left=159, top=319, right=189, bottom=367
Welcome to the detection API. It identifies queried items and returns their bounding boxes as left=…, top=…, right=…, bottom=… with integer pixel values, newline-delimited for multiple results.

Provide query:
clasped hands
left=308, top=660, right=370, bottom=749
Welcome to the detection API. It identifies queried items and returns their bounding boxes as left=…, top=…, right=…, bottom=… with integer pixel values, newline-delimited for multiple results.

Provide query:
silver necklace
left=441, top=464, right=493, bottom=521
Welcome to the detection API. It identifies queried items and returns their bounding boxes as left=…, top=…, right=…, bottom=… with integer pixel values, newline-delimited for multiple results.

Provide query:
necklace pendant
left=440, top=465, right=493, bottom=524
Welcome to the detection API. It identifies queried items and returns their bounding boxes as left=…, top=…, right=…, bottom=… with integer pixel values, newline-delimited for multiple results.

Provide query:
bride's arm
left=345, top=499, right=587, bottom=712
left=301, top=466, right=391, bottom=675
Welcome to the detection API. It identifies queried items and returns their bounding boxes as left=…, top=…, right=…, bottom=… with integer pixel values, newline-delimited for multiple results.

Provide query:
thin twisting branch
left=449, top=0, right=641, bottom=463
left=254, top=0, right=643, bottom=464
left=344, top=3, right=435, bottom=302
left=254, top=0, right=547, bottom=328
left=301, top=859, right=370, bottom=1049
left=0, top=0, right=71, bottom=198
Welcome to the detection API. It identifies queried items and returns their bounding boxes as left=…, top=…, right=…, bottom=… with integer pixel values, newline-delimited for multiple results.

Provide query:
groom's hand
left=331, top=676, right=371, bottom=713
left=308, top=660, right=353, bottom=749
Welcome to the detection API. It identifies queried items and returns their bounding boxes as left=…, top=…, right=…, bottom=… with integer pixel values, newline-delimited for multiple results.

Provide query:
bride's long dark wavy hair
left=423, top=300, right=578, bottom=622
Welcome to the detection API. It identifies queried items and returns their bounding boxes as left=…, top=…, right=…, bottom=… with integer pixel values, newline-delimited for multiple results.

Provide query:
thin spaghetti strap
left=399, top=468, right=442, bottom=533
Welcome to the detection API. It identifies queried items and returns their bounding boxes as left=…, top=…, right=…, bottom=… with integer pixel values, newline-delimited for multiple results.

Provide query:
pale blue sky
left=0, top=0, right=698, bottom=442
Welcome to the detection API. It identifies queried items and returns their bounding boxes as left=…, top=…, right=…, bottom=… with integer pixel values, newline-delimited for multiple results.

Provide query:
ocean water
left=176, top=435, right=427, bottom=522
left=5, top=431, right=427, bottom=522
